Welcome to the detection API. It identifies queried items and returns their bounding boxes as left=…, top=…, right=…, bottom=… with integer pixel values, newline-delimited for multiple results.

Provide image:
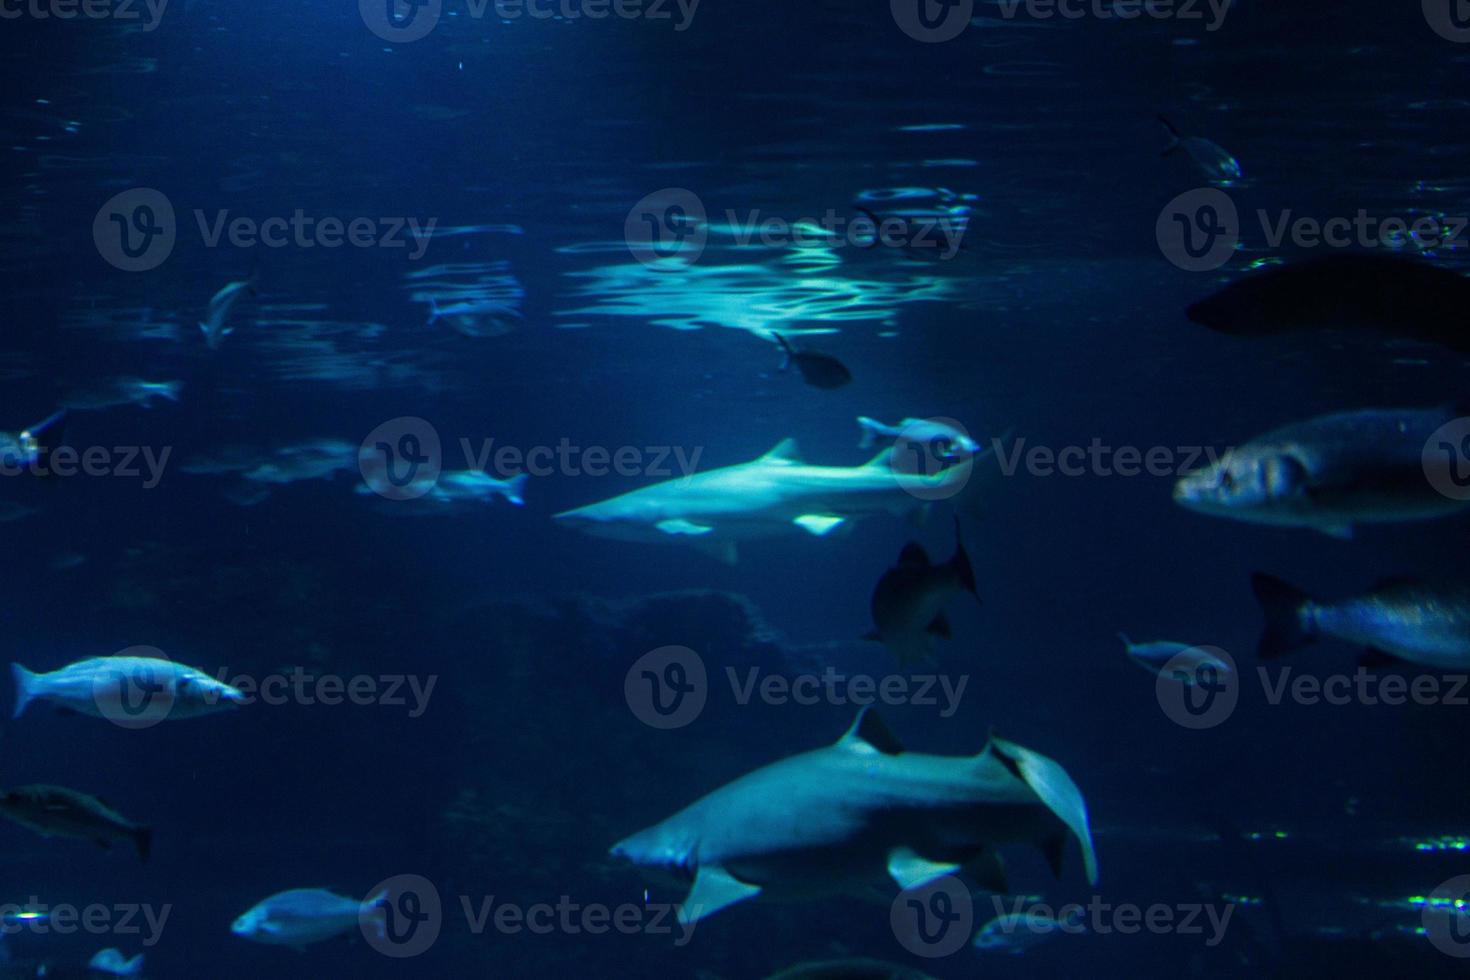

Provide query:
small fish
left=231, top=888, right=387, bottom=950
left=857, top=416, right=980, bottom=458
left=426, top=296, right=521, bottom=338
left=765, top=958, right=938, bottom=980
left=1186, top=254, right=1470, bottom=353
left=199, top=277, right=255, bottom=350
left=87, top=948, right=144, bottom=977
left=972, top=905, right=1085, bottom=955
left=0, top=410, right=65, bottom=471
left=1118, top=634, right=1232, bottom=683
left=430, top=470, right=527, bottom=507
left=63, top=378, right=181, bottom=411
left=773, top=334, right=852, bottom=389
left=1173, top=406, right=1470, bottom=539
left=0, top=785, right=152, bottom=862
left=1252, top=573, right=1470, bottom=670
left=866, top=518, right=980, bottom=665
left=11, top=656, right=246, bottom=721
left=243, top=440, right=356, bottom=486
left=1158, top=115, right=1241, bottom=183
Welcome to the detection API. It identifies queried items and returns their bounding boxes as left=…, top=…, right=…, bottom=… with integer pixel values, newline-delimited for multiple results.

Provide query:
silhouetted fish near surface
left=866, top=518, right=979, bottom=665
left=0, top=785, right=152, bottom=861
left=1186, top=254, right=1470, bottom=353
left=1158, top=115, right=1241, bottom=183
left=1252, top=573, right=1470, bottom=670
left=774, top=334, right=852, bottom=389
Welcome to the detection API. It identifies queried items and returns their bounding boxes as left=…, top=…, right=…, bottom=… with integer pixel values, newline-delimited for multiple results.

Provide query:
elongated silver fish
left=1173, top=406, right=1470, bottom=539
left=1252, top=573, right=1470, bottom=669
left=0, top=785, right=151, bottom=861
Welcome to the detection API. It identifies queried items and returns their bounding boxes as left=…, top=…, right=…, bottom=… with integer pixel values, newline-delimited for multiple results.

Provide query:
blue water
left=3, top=1, right=1470, bottom=977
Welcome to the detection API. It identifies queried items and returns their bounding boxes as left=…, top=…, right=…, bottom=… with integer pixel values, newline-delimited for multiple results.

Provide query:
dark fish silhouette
left=0, top=785, right=152, bottom=861
left=866, top=518, right=979, bottom=664
left=1186, top=254, right=1470, bottom=353
left=774, top=334, right=852, bottom=389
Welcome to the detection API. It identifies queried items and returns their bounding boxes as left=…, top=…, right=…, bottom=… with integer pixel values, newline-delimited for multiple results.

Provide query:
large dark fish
left=1252, top=573, right=1470, bottom=669
left=774, top=334, right=853, bottom=389
left=0, top=785, right=152, bottom=861
left=866, top=518, right=979, bottom=664
left=1186, top=254, right=1470, bottom=353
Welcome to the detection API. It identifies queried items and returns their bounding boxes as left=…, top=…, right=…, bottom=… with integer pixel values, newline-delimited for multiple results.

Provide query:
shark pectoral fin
left=965, top=850, right=1009, bottom=895
left=793, top=514, right=846, bottom=536
left=987, top=736, right=1099, bottom=887
left=679, top=865, right=761, bottom=926
left=656, top=519, right=714, bottom=537
left=887, top=847, right=962, bottom=892
left=925, top=612, right=952, bottom=639
left=837, top=708, right=906, bottom=755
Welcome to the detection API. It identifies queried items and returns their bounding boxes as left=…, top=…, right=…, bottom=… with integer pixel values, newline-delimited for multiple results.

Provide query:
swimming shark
left=609, top=709, right=1098, bottom=926
left=554, top=439, right=974, bottom=562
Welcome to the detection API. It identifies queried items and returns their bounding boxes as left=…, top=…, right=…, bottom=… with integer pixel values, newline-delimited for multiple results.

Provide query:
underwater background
left=2, top=0, right=1470, bottom=976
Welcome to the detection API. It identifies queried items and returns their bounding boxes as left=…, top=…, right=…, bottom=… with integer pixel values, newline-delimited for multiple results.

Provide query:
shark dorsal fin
left=838, top=708, right=905, bottom=756
left=761, top=438, right=802, bottom=464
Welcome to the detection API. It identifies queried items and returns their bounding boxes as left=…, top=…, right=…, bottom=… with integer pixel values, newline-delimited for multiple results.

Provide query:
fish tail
left=772, top=332, right=793, bottom=370
left=950, top=516, right=979, bottom=600
left=1116, top=632, right=1133, bottom=649
left=426, top=296, right=440, bottom=326
left=122, top=954, right=144, bottom=976
left=160, top=381, right=183, bottom=402
left=1157, top=114, right=1182, bottom=155
left=10, top=663, right=38, bottom=719
left=500, top=473, right=528, bottom=507
left=133, top=825, right=153, bottom=863
left=361, top=888, right=390, bottom=941
left=856, top=417, right=880, bottom=450
left=1252, top=572, right=1316, bottom=660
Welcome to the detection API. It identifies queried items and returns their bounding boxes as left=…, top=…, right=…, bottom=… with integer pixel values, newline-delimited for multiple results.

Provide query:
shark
left=554, top=439, right=975, bottom=562
left=609, top=709, right=1099, bottom=927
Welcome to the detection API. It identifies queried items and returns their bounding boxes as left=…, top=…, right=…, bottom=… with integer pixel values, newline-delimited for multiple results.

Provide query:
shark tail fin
left=500, top=473, right=528, bottom=507
left=1157, top=114, right=1183, bottom=156
left=856, top=416, right=882, bottom=450
left=11, top=663, right=38, bottom=719
left=133, top=826, right=153, bottom=863
left=1251, top=572, right=1316, bottom=660
left=121, top=954, right=145, bottom=977
left=427, top=296, right=441, bottom=326
left=950, top=516, right=978, bottom=600
left=986, top=736, right=1099, bottom=887
left=360, top=888, right=390, bottom=941
left=159, top=381, right=184, bottom=403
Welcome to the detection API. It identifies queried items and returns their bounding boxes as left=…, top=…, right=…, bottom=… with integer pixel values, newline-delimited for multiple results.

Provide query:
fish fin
left=897, top=543, right=931, bottom=567
left=1317, top=524, right=1354, bottom=540
left=655, top=519, right=714, bottom=537
left=793, top=514, right=846, bottom=536
left=772, top=333, right=793, bottom=371
left=11, top=663, right=37, bottom=719
left=1157, top=114, right=1182, bottom=155
left=950, top=516, right=978, bottom=598
left=679, top=865, right=760, bottom=926
left=838, top=707, right=905, bottom=755
left=133, top=826, right=153, bottom=863
left=856, top=416, right=882, bottom=449
left=359, top=888, right=390, bottom=941
left=1359, top=648, right=1410, bottom=670
left=160, top=381, right=183, bottom=402
left=761, top=438, right=802, bottom=463
left=499, top=473, right=528, bottom=507
left=965, top=850, right=1009, bottom=895
left=887, top=847, right=962, bottom=892
left=1117, top=633, right=1134, bottom=650
left=925, top=612, right=952, bottom=639
left=1251, top=573, right=1316, bottom=660
left=985, top=736, right=1099, bottom=887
